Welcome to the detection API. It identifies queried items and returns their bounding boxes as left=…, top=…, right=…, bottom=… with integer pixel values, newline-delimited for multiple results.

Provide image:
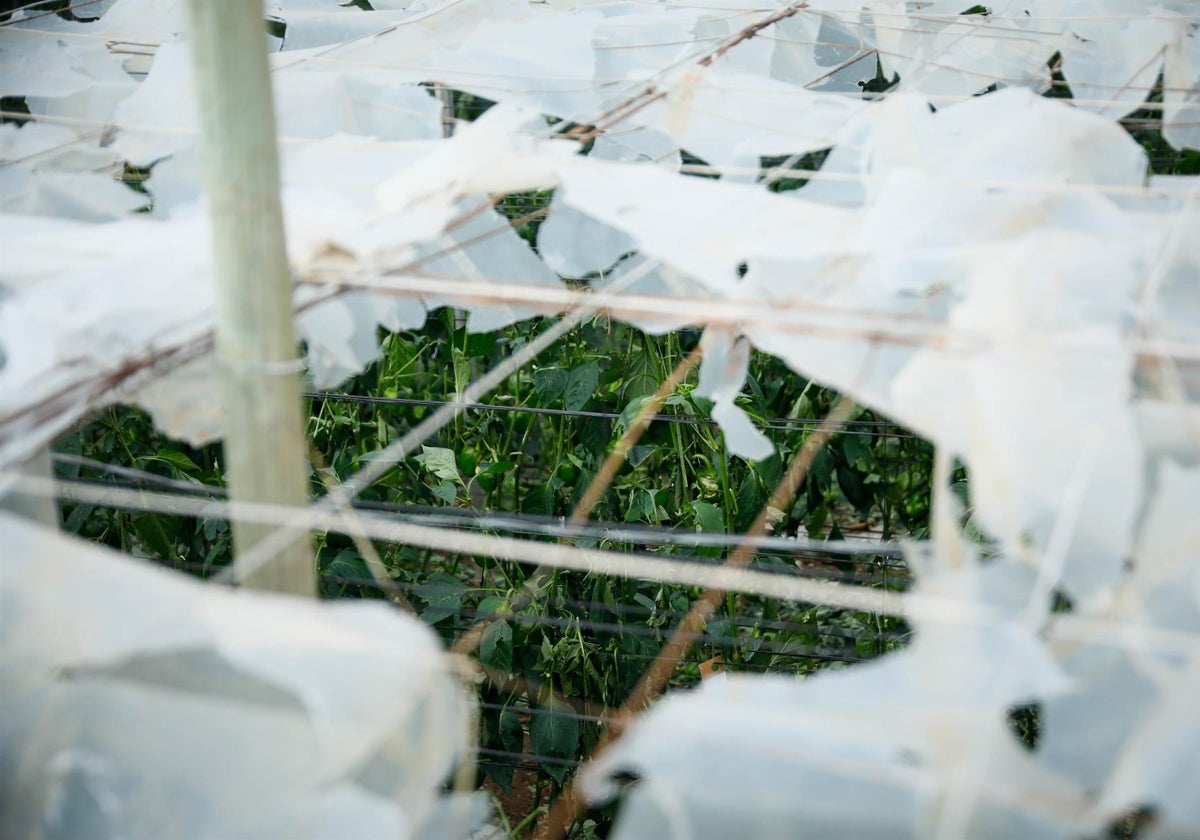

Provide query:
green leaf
left=807, top=499, right=829, bottom=537
left=465, top=331, right=495, bottom=358
left=480, top=620, right=513, bottom=672
left=421, top=446, right=461, bottom=483
left=809, top=446, right=835, bottom=491
left=622, top=349, right=659, bottom=402
left=533, top=368, right=568, bottom=405
left=324, top=549, right=370, bottom=583
left=529, top=703, right=580, bottom=785
left=499, top=707, right=525, bottom=753
left=632, top=592, right=657, bottom=614
left=146, top=448, right=201, bottom=474
left=616, top=395, right=654, bottom=435
left=452, top=346, right=471, bottom=399
left=837, top=462, right=874, bottom=513
left=734, top=473, right=766, bottom=533
left=133, top=513, right=178, bottom=560
left=950, top=480, right=971, bottom=507
left=202, top=518, right=227, bottom=540
left=840, top=433, right=872, bottom=470
left=855, top=636, right=879, bottom=658
left=692, top=500, right=725, bottom=533
left=522, top=476, right=561, bottom=515
left=625, top=488, right=657, bottom=523
left=415, top=573, right=468, bottom=625
left=706, top=617, right=733, bottom=642
left=486, top=762, right=514, bottom=797
left=64, top=503, right=94, bottom=534
left=487, top=708, right=525, bottom=795
left=476, top=595, right=506, bottom=618
left=563, top=360, right=600, bottom=412
left=627, top=444, right=655, bottom=468
left=579, top=416, right=611, bottom=459
left=753, top=452, right=783, bottom=488
left=431, top=480, right=457, bottom=503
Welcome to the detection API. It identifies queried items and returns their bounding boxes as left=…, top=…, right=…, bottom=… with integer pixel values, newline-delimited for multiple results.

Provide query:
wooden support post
left=186, top=0, right=315, bottom=595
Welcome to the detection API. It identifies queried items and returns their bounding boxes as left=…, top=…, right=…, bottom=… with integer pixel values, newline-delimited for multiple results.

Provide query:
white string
left=10, top=472, right=918, bottom=616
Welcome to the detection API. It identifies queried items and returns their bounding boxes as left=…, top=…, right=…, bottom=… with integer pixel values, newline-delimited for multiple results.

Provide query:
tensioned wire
left=15, top=473, right=947, bottom=619
left=2, top=107, right=1192, bottom=189
left=304, top=389, right=923, bottom=438
left=7, top=3, right=1197, bottom=122
left=49, top=460, right=913, bottom=564
left=2, top=102, right=1192, bottom=193
left=38, top=469, right=915, bottom=657
left=13, top=4, right=1195, bottom=118
left=8, top=0, right=1190, bottom=30
left=142, top=562, right=907, bottom=657
left=298, top=271, right=1200, bottom=364
left=147, top=556, right=906, bottom=656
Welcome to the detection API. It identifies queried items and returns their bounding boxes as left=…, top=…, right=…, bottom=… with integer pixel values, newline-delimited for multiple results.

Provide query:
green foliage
left=529, top=702, right=581, bottom=785
left=57, top=302, right=935, bottom=829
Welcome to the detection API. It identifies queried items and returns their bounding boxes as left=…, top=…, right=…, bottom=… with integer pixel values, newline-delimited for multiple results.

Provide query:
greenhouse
left=1, top=1, right=1198, bottom=837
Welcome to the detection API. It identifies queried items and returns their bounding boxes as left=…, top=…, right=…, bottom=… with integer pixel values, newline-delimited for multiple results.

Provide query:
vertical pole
left=186, top=0, right=315, bottom=595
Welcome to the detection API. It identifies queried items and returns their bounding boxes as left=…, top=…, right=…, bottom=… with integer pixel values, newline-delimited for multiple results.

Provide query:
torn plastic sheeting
left=112, top=42, right=445, bottom=168
left=888, top=232, right=1145, bottom=600
left=590, top=6, right=711, bottom=84
left=1, top=6, right=1199, bottom=837
left=0, top=122, right=145, bottom=221
left=547, top=151, right=855, bottom=294
left=1054, top=0, right=1183, bottom=120
left=583, top=670, right=1095, bottom=840
left=1162, top=15, right=1200, bottom=151
left=298, top=289, right=427, bottom=389
left=695, top=328, right=774, bottom=461
left=536, top=126, right=679, bottom=279
left=1039, top=644, right=1158, bottom=794
left=158, top=197, right=552, bottom=397
left=600, top=255, right=715, bottom=336
left=0, top=211, right=215, bottom=420
left=772, top=9, right=876, bottom=92
left=877, top=0, right=1058, bottom=98
left=0, top=167, right=146, bottom=223
left=579, top=556, right=1087, bottom=838
left=127, top=354, right=223, bottom=447
left=409, top=200, right=564, bottom=335
left=267, top=7, right=421, bottom=52
left=637, top=62, right=869, bottom=175
left=829, top=89, right=1150, bottom=195
left=1099, top=653, right=1200, bottom=834
left=0, top=27, right=128, bottom=100
left=374, top=103, right=572, bottom=214
left=719, top=92, right=1158, bottom=598
left=0, top=513, right=469, bottom=840
left=1133, top=460, right=1200, bottom=588
left=434, top=6, right=606, bottom=117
